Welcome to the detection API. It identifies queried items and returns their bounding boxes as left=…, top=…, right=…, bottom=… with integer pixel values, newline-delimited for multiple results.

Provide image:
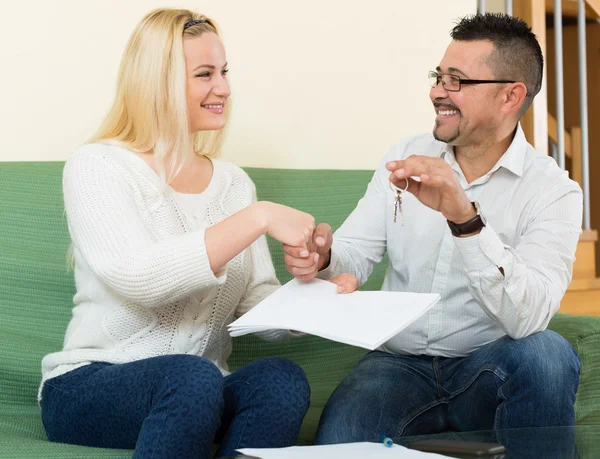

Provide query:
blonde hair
left=89, top=8, right=230, bottom=183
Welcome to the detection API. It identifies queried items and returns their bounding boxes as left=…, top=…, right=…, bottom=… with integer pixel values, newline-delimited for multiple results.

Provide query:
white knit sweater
left=40, top=143, right=283, bottom=397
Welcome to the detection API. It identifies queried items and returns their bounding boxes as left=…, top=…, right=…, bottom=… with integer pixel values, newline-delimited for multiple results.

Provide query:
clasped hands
left=282, top=221, right=358, bottom=294
left=282, top=155, right=476, bottom=290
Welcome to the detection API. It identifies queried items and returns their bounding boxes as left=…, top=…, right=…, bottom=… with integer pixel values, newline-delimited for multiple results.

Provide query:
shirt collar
left=441, top=123, right=527, bottom=179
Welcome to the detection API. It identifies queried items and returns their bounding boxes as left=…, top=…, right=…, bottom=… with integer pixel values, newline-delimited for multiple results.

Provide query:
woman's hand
left=206, top=201, right=314, bottom=274
left=256, top=201, right=315, bottom=249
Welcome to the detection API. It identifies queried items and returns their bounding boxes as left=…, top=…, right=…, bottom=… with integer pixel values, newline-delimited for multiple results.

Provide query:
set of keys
left=390, top=178, right=409, bottom=225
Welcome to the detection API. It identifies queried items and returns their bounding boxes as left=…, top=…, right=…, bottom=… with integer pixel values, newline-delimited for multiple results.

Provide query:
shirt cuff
left=255, top=329, right=303, bottom=341
left=453, top=225, right=505, bottom=272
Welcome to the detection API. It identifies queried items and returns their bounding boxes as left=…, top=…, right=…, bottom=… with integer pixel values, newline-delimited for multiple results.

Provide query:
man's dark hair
left=451, top=13, right=543, bottom=114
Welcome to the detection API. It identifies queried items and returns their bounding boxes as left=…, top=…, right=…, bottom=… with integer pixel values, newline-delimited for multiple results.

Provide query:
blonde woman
left=38, top=8, right=354, bottom=458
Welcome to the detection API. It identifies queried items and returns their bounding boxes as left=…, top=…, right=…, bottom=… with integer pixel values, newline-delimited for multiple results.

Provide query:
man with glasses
left=283, top=13, right=583, bottom=445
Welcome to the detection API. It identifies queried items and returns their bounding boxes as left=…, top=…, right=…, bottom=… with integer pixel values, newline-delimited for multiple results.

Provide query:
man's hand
left=329, top=273, right=359, bottom=294
left=386, top=156, right=475, bottom=223
left=283, top=223, right=333, bottom=281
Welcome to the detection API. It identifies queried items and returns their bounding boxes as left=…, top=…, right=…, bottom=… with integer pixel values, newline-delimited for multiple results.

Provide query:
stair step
left=562, top=275, right=600, bottom=316
left=567, top=277, right=600, bottom=291
left=580, top=230, right=598, bottom=242
left=560, top=284, right=600, bottom=316
left=560, top=231, right=599, bottom=316
left=573, top=230, right=597, bottom=280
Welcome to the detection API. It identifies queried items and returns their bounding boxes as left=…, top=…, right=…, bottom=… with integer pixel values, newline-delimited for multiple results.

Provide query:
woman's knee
left=152, top=354, right=224, bottom=401
left=245, top=357, right=311, bottom=412
left=267, top=357, right=309, bottom=394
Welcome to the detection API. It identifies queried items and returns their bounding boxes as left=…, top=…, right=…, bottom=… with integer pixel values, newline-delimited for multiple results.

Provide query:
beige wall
left=0, top=0, right=475, bottom=169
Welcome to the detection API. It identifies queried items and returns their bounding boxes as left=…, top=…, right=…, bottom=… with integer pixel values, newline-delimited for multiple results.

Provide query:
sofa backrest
left=0, top=162, right=74, bottom=409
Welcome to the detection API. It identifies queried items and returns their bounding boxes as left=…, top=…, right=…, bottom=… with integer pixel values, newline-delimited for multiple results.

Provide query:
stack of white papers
left=237, top=442, right=450, bottom=458
left=228, top=279, right=440, bottom=350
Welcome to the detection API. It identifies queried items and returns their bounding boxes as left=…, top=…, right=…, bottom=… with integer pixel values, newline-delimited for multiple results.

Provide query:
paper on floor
left=237, top=441, right=450, bottom=458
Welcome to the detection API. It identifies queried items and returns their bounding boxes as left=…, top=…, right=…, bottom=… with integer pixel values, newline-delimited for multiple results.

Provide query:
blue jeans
left=315, top=331, right=580, bottom=445
left=41, top=355, right=310, bottom=458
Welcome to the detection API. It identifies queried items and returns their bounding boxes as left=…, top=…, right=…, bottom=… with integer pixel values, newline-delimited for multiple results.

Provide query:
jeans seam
left=446, top=366, right=508, bottom=400
left=148, top=374, right=173, bottom=459
left=432, top=359, right=444, bottom=399
left=397, top=399, right=445, bottom=437
left=494, top=385, right=507, bottom=431
left=225, top=380, right=257, bottom=451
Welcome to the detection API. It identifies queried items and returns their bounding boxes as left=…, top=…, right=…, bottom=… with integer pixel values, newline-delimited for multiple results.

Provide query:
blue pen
left=380, top=434, right=393, bottom=447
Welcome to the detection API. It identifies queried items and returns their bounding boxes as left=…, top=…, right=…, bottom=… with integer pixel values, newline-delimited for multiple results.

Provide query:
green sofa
left=1, top=162, right=599, bottom=457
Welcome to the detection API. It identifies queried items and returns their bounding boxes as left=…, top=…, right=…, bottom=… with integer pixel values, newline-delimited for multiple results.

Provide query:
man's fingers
left=339, top=276, right=359, bottom=294
left=388, top=157, right=446, bottom=178
left=297, top=272, right=317, bottom=282
left=290, top=265, right=318, bottom=277
left=420, top=174, right=447, bottom=188
left=282, top=244, right=310, bottom=258
left=393, top=164, right=436, bottom=181
left=350, top=276, right=359, bottom=291
left=329, top=275, right=344, bottom=291
left=284, top=253, right=319, bottom=269
left=313, top=223, right=332, bottom=248
left=386, top=160, right=404, bottom=171
left=330, top=274, right=359, bottom=294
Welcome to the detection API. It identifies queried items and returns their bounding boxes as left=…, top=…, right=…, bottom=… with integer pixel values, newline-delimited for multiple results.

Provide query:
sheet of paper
left=237, top=442, right=450, bottom=458
left=228, top=279, right=440, bottom=350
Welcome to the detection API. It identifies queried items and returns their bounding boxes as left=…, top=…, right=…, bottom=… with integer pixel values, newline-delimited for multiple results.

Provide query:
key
left=391, top=178, right=408, bottom=225
left=393, top=190, right=404, bottom=225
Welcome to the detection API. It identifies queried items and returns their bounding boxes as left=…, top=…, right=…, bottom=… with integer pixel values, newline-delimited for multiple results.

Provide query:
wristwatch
left=447, top=201, right=486, bottom=237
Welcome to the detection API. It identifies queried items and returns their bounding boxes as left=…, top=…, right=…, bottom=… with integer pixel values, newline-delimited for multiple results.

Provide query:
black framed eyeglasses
left=428, top=70, right=516, bottom=92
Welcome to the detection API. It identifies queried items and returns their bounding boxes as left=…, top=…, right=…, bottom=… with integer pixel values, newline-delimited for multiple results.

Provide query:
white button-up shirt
left=320, top=126, right=583, bottom=357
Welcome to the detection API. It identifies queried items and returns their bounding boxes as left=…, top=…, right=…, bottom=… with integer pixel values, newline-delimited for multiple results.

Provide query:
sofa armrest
left=548, top=313, right=600, bottom=425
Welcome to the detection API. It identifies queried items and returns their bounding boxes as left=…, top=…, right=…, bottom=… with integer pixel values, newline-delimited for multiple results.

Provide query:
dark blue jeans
left=315, top=331, right=580, bottom=445
left=41, top=355, right=310, bottom=458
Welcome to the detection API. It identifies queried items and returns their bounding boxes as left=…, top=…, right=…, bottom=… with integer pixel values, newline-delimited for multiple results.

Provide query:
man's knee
left=509, top=331, right=580, bottom=388
left=494, top=331, right=580, bottom=427
left=315, top=370, right=395, bottom=444
left=315, top=401, right=366, bottom=445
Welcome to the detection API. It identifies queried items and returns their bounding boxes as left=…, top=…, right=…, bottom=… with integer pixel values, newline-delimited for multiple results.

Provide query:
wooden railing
left=517, top=0, right=597, bottom=160
left=547, top=113, right=583, bottom=185
left=482, top=1, right=600, bottom=313
left=545, top=0, right=600, bottom=17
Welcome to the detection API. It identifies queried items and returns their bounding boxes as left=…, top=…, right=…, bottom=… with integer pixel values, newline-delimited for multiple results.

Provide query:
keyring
left=389, top=178, right=409, bottom=193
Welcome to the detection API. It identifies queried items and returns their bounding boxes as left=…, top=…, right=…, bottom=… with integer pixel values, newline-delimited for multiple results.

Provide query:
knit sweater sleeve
left=235, top=182, right=280, bottom=317
left=63, top=147, right=226, bottom=308
left=233, top=180, right=298, bottom=341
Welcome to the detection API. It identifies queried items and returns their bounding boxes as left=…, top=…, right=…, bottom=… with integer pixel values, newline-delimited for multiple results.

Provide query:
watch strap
left=447, top=202, right=485, bottom=237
